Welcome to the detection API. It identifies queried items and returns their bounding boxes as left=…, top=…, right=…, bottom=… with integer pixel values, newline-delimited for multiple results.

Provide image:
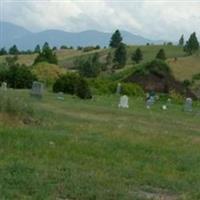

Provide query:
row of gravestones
left=118, top=94, right=193, bottom=112
left=0, top=81, right=194, bottom=112
left=117, top=83, right=193, bottom=112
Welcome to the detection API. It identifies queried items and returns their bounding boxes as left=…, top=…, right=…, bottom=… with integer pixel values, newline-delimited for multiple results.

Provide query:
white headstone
left=118, top=95, right=129, bottom=108
left=57, top=92, right=64, bottom=100
left=1, top=82, right=7, bottom=91
left=184, top=97, right=193, bottom=112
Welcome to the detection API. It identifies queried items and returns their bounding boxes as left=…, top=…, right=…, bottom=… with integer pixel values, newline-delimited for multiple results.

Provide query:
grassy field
left=1, top=90, right=200, bottom=199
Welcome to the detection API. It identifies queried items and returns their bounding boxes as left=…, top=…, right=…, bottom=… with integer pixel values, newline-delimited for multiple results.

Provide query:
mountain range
left=0, top=21, right=164, bottom=50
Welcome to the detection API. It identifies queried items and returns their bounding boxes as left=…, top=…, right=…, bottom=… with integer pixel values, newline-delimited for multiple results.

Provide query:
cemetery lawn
left=1, top=90, right=200, bottom=199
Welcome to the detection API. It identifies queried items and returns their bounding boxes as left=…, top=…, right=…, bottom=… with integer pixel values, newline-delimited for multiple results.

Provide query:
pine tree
left=109, top=30, right=122, bottom=48
left=156, top=49, right=166, bottom=60
left=34, top=44, right=41, bottom=53
left=0, top=47, right=7, bottom=55
left=132, top=48, right=143, bottom=64
left=179, top=35, right=184, bottom=46
left=113, top=43, right=127, bottom=68
left=9, top=45, right=19, bottom=55
left=184, top=32, right=199, bottom=55
left=34, top=42, right=58, bottom=64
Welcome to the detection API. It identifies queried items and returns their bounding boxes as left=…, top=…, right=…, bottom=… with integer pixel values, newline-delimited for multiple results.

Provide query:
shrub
left=32, top=62, right=64, bottom=87
left=121, top=83, right=145, bottom=96
left=169, top=90, right=184, bottom=104
left=88, top=79, right=144, bottom=96
left=76, top=53, right=102, bottom=78
left=53, top=73, right=92, bottom=99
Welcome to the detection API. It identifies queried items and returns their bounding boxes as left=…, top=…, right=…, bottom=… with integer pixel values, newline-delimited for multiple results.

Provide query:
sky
left=1, top=0, right=200, bottom=41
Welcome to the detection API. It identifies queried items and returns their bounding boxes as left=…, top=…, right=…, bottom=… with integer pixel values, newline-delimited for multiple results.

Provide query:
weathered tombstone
left=146, top=96, right=155, bottom=109
left=118, top=95, right=129, bottom=108
left=30, top=81, right=44, bottom=98
left=184, top=98, right=193, bottom=112
left=116, top=83, right=121, bottom=95
left=57, top=92, right=64, bottom=100
left=1, top=82, right=7, bottom=91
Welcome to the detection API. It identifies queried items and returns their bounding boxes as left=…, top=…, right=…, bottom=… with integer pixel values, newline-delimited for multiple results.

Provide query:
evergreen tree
left=34, top=42, right=58, bottom=64
left=184, top=32, right=199, bottom=55
left=113, top=43, right=127, bottom=68
left=132, top=48, right=143, bottom=64
left=156, top=49, right=166, bottom=60
left=109, top=30, right=122, bottom=48
left=77, top=53, right=102, bottom=78
left=34, top=45, right=41, bottom=53
left=179, top=35, right=184, bottom=46
left=9, top=45, right=19, bottom=55
left=0, top=47, right=7, bottom=55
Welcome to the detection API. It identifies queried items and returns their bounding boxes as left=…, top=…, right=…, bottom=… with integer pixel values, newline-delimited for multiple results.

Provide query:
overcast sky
left=1, top=0, right=200, bottom=41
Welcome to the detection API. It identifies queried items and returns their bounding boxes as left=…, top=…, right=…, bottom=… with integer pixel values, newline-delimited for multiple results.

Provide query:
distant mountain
left=0, top=21, right=163, bottom=50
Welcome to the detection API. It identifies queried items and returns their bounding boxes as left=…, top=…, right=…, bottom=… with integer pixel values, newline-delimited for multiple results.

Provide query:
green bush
left=88, top=79, right=144, bottom=96
left=134, top=59, right=171, bottom=77
left=53, top=73, right=92, bottom=99
left=0, top=56, right=37, bottom=89
left=121, top=83, right=145, bottom=96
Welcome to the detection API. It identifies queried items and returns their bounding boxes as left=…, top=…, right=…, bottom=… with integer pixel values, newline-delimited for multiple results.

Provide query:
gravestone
left=30, top=81, right=44, bottom=98
left=57, top=92, right=64, bottom=100
left=146, top=96, right=155, bottom=109
left=1, top=82, right=7, bottom=91
left=118, top=95, right=129, bottom=108
left=184, top=98, right=193, bottom=112
left=116, top=83, right=121, bottom=95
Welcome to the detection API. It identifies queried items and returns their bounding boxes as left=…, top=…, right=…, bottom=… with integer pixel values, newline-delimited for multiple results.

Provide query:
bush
left=0, top=57, right=37, bottom=89
left=88, top=79, right=144, bottom=96
left=121, top=83, right=145, bottom=96
left=53, top=73, right=92, bottom=99
left=32, top=62, right=64, bottom=87
left=134, top=59, right=171, bottom=77
left=76, top=53, right=102, bottom=78
left=169, top=90, right=184, bottom=104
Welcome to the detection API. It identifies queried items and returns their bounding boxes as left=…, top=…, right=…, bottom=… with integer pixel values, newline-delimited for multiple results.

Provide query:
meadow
left=0, top=90, right=200, bottom=199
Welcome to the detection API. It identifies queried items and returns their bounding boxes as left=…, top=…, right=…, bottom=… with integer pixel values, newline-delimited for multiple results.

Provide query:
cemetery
left=0, top=4, right=200, bottom=198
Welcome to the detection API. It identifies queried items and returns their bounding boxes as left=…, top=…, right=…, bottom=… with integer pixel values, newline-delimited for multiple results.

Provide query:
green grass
left=1, top=90, right=200, bottom=199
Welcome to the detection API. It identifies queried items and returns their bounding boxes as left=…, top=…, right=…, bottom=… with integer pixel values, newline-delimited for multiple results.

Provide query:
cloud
left=1, top=0, right=200, bottom=40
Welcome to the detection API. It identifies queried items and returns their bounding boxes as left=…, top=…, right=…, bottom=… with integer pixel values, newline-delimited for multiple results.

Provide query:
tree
left=9, top=45, right=19, bottom=55
left=0, top=47, right=7, bottom=55
left=2, top=56, right=36, bottom=88
left=132, top=48, right=143, bottom=64
left=77, top=53, right=102, bottom=78
left=184, top=32, right=199, bottom=55
left=113, top=43, right=127, bottom=68
left=34, top=42, right=58, bottom=64
left=32, top=62, right=64, bottom=86
left=109, top=30, right=122, bottom=48
left=179, top=35, right=184, bottom=46
left=34, top=44, right=41, bottom=53
left=156, top=49, right=166, bottom=60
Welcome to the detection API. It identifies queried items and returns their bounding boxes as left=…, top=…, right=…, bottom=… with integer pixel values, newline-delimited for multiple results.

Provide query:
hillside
left=1, top=90, right=200, bottom=199
left=169, top=54, right=200, bottom=81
